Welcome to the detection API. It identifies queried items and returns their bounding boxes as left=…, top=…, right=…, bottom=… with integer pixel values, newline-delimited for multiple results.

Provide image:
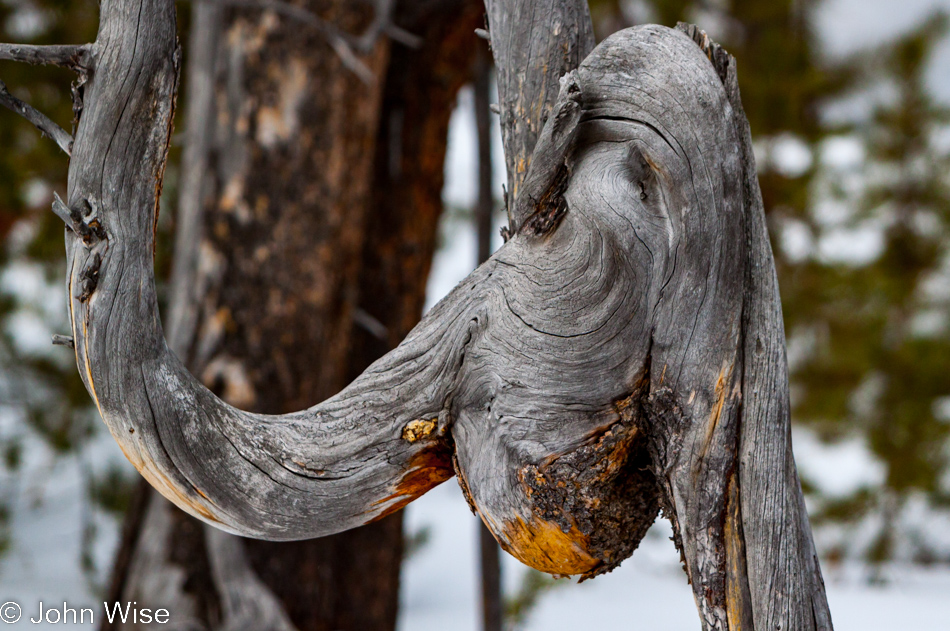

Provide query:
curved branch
left=57, top=0, right=469, bottom=543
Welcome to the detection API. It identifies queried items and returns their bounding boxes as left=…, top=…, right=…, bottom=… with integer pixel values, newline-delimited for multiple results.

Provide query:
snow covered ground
left=400, top=479, right=950, bottom=631
left=3, top=1, right=950, bottom=629
left=2, top=422, right=950, bottom=630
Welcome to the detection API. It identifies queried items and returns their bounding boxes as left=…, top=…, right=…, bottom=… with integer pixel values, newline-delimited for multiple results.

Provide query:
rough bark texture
left=675, top=24, right=833, bottom=630
left=483, top=0, right=594, bottom=229
left=4, top=0, right=832, bottom=628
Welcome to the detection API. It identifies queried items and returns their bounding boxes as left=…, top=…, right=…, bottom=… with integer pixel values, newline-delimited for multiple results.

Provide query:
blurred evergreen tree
left=788, top=14, right=950, bottom=567
left=0, top=0, right=136, bottom=578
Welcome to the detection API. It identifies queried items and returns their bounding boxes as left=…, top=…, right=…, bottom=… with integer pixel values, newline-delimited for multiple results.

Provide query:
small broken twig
left=383, top=24, right=422, bottom=50
left=52, top=334, right=75, bottom=349
left=354, top=0, right=421, bottom=52
left=0, top=79, right=73, bottom=155
left=353, top=308, right=389, bottom=341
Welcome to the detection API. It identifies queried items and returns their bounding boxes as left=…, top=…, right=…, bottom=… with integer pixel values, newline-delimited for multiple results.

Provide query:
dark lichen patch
left=640, top=386, right=691, bottom=577
left=452, top=452, right=478, bottom=516
left=520, top=164, right=570, bottom=236
left=517, top=402, right=660, bottom=579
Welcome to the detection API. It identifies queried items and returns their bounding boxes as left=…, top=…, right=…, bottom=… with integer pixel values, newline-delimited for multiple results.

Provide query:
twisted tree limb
left=482, top=0, right=594, bottom=230
left=1, top=0, right=832, bottom=627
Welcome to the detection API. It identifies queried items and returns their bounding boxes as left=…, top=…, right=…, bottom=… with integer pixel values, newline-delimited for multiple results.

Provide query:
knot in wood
left=512, top=411, right=659, bottom=579
left=401, top=418, right=438, bottom=443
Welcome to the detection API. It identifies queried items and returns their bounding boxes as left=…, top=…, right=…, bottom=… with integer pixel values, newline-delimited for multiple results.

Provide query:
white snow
left=398, top=477, right=950, bottom=631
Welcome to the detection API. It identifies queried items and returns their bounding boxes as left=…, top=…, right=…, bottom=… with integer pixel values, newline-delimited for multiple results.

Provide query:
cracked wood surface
left=483, top=0, right=594, bottom=228
left=34, top=0, right=832, bottom=627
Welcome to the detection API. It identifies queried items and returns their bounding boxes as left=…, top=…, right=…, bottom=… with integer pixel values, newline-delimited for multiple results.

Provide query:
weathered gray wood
left=117, top=3, right=302, bottom=628
left=2, top=0, right=832, bottom=626
left=0, top=43, right=91, bottom=69
left=482, top=0, right=594, bottom=230
left=473, top=45, right=503, bottom=631
left=0, top=79, right=73, bottom=154
left=675, top=23, right=833, bottom=631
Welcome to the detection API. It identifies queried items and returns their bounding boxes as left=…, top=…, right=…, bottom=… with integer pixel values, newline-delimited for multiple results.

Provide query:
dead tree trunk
left=1, top=0, right=832, bottom=628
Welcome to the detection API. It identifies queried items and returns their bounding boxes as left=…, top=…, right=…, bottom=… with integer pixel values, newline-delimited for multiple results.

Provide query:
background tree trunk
left=104, top=2, right=481, bottom=629
left=472, top=45, right=502, bottom=631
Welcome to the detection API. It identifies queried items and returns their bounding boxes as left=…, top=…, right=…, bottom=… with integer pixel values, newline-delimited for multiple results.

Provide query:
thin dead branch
left=0, top=43, right=92, bottom=71
left=0, top=79, right=73, bottom=154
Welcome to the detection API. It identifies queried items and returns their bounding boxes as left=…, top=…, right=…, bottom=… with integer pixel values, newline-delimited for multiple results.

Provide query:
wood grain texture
left=675, top=22, right=833, bottom=631
left=483, top=0, right=594, bottom=229
left=40, top=0, right=831, bottom=626
left=0, top=43, right=91, bottom=70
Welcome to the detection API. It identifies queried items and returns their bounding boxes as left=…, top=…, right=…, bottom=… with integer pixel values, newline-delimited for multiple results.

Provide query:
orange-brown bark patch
left=700, top=363, right=732, bottom=462
left=369, top=444, right=454, bottom=521
left=725, top=470, right=753, bottom=630
left=497, top=515, right=601, bottom=576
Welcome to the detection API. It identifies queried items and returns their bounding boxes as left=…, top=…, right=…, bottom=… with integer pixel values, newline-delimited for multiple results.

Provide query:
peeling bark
left=3, top=0, right=832, bottom=627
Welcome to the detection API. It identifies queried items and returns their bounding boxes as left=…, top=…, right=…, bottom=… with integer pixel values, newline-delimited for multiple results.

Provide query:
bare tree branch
left=353, top=0, right=421, bottom=52
left=483, top=0, right=594, bottom=229
left=0, top=43, right=92, bottom=71
left=382, top=23, right=422, bottom=49
left=51, top=334, right=75, bottom=348
left=0, top=79, right=73, bottom=154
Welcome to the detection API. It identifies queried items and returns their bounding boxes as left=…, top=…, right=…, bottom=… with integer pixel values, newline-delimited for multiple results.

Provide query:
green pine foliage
left=0, top=0, right=131, bottom=575
left=787, top=14, right=950, bottom=565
